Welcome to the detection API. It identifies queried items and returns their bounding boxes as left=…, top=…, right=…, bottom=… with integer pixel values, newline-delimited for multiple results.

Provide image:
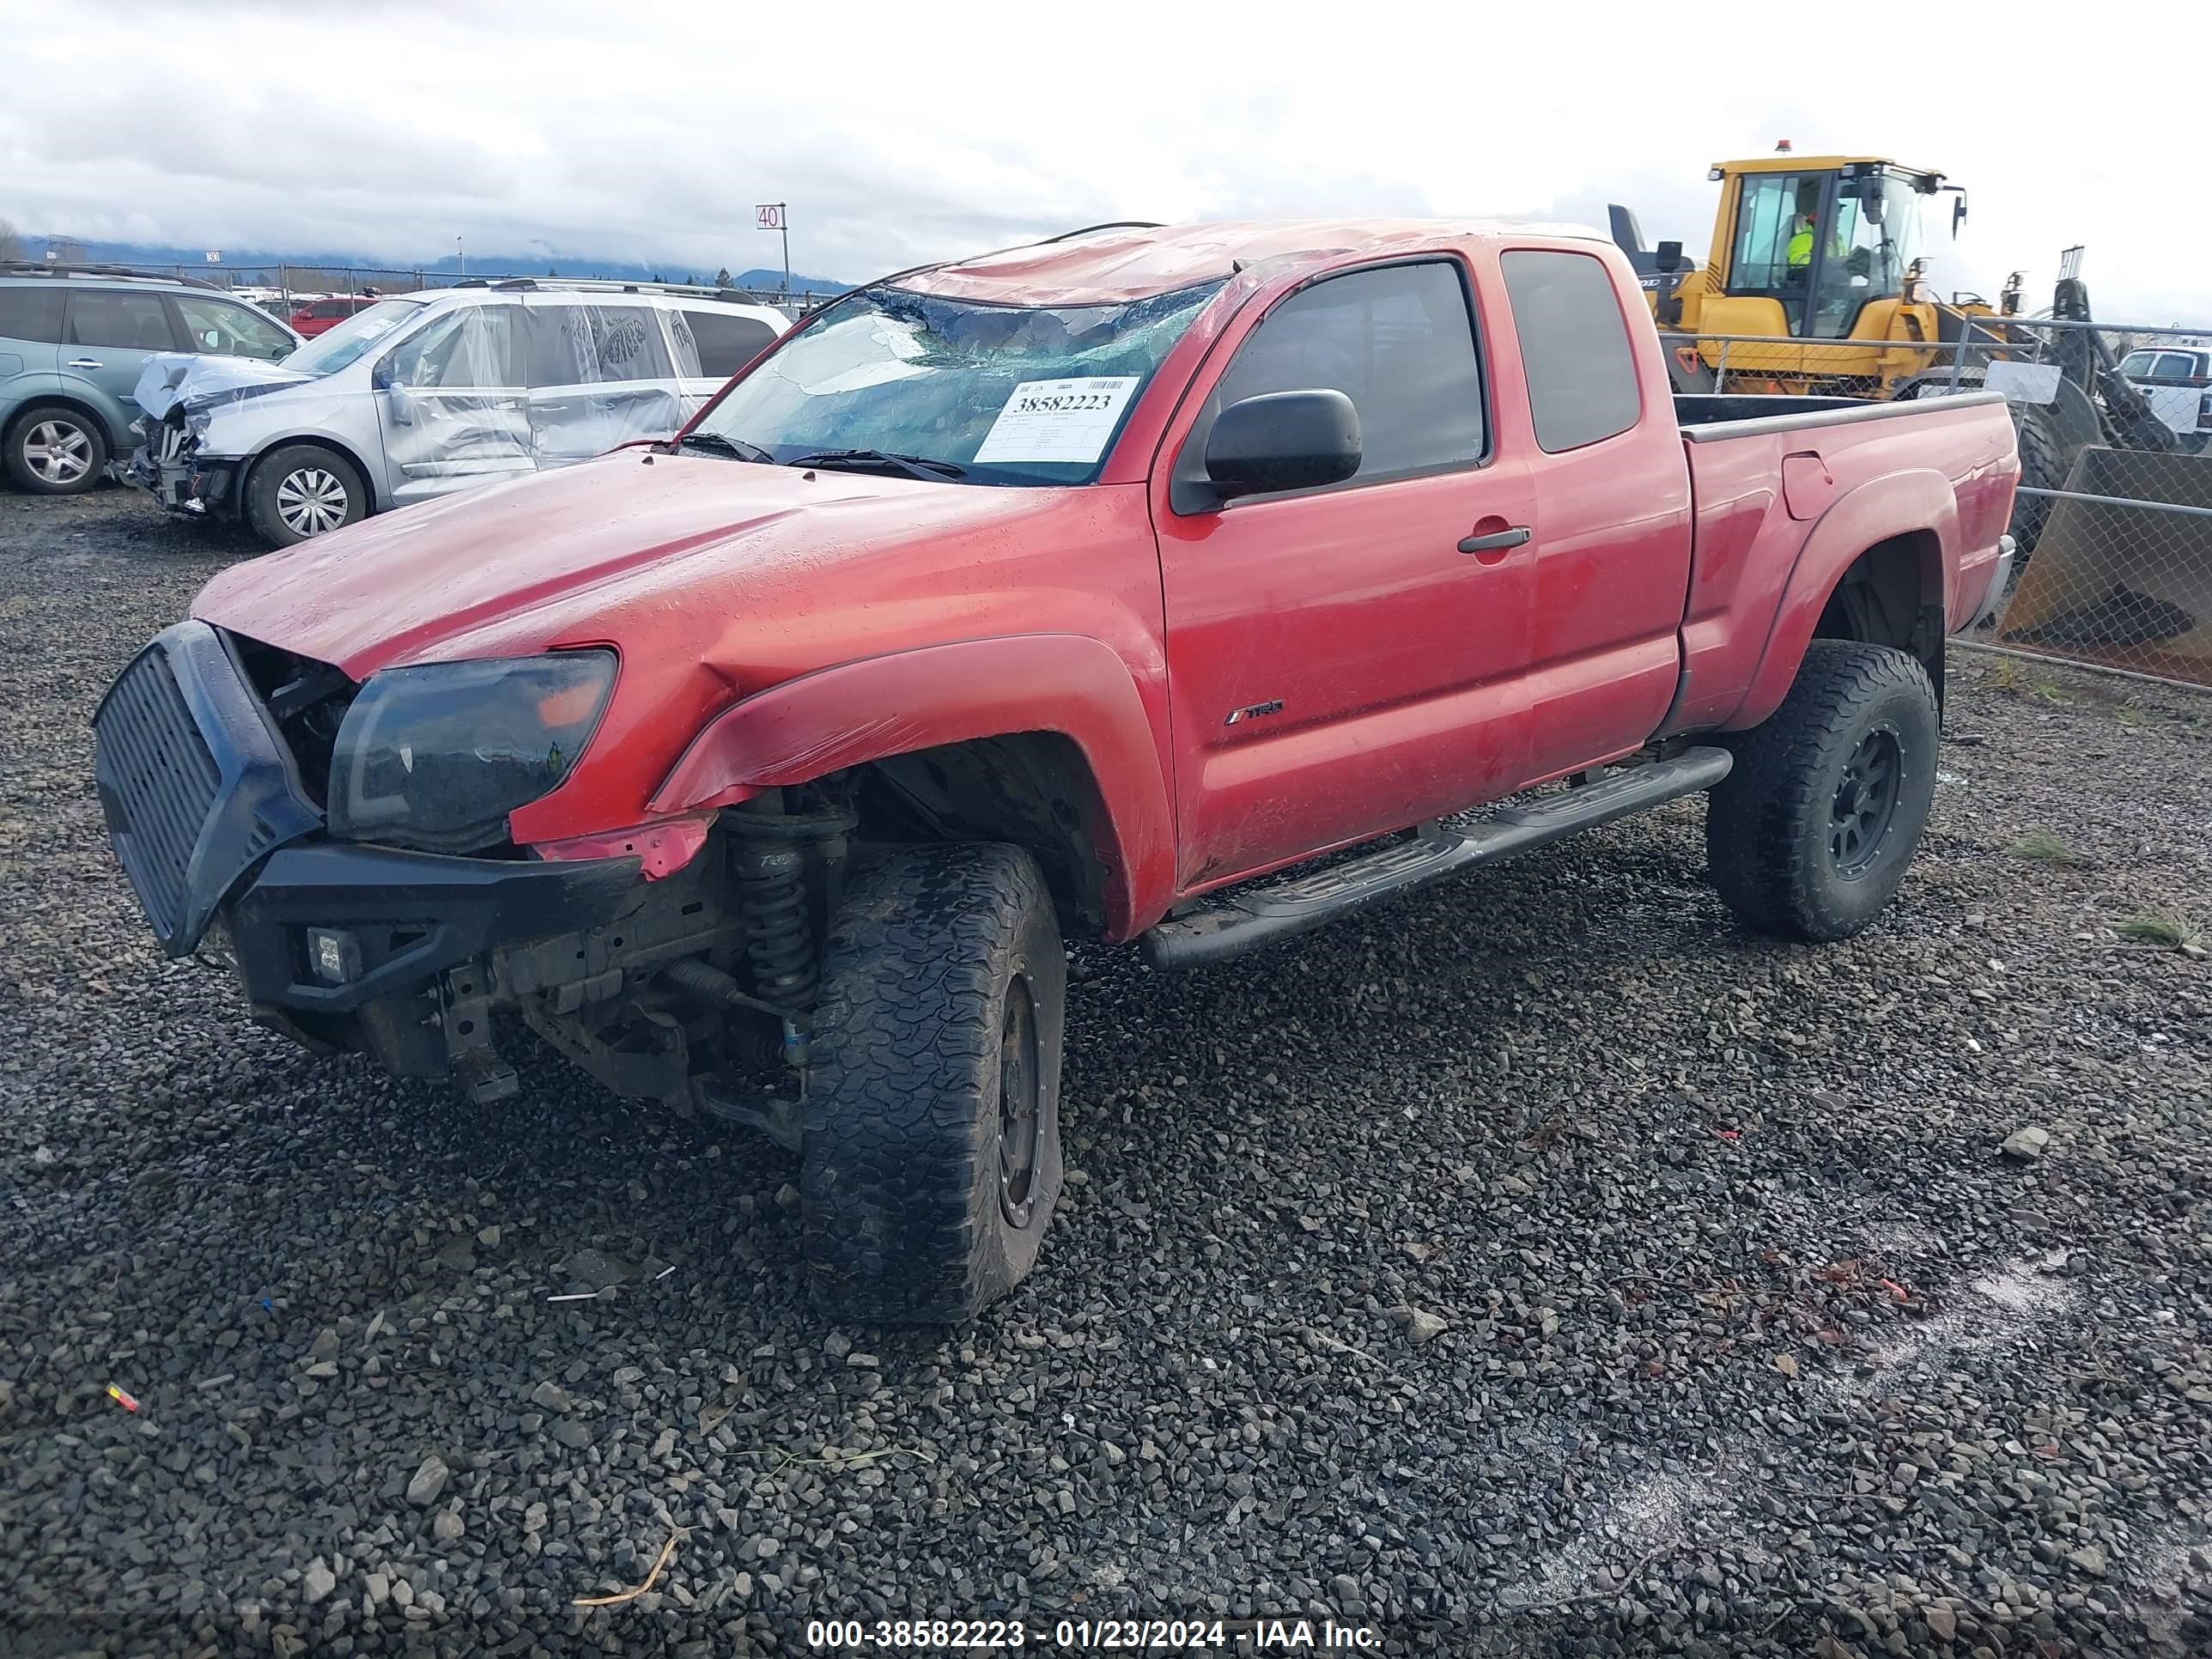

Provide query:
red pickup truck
left=93, top=219, right=2019, bottom=1322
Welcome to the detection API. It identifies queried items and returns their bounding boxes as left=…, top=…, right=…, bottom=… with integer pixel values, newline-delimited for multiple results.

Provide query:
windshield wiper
left=677, top=430, right=775, bottom=464
left=786, top=447, right=966, bottom=481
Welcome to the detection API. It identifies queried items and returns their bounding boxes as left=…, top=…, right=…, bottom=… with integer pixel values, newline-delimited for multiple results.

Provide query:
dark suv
left=0, top=264, right=299, bottom=495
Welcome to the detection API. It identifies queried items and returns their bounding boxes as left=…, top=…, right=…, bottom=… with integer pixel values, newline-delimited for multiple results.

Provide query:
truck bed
left=1674, top=392, right=1979, bottom=434
left=1665, top=388, right=2018, bottom=735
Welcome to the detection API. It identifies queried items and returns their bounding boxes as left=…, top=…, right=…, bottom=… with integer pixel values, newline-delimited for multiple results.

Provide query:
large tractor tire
left=2008, top=400, right=2069, bottom=562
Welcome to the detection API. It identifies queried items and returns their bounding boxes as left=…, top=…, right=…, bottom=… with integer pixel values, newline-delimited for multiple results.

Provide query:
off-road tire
left=246, top=444, right=367, bottom=547
left=1706, top=641, right=1939, bottom=942
left=6, top=404, right=108, bottom=495
left=800, top=843, right=1066, bottom=1322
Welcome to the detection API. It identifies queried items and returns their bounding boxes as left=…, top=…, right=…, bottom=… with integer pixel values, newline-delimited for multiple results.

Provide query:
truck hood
left=192, top=451, right=1060, bottom=678
left=135, top=351, right=315, bottom=420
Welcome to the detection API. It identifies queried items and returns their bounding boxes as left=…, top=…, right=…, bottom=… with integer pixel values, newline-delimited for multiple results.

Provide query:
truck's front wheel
left=1706, top=640, right=1940, bottom=942
left=800, top=843, right=1066, bottom=1322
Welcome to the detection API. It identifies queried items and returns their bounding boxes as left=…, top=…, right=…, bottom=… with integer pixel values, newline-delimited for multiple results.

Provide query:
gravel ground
left=3, top=485, right=2209, bottom=1658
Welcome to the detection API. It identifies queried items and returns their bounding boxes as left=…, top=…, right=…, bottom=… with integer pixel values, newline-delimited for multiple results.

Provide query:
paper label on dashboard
left=973, top=377, right=1139, bottom=464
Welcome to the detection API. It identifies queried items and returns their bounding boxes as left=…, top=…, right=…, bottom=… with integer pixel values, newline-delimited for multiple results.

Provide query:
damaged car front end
left=91, top=621, right=839, bottom=1144
left=125, top=351, right=318, bottom=519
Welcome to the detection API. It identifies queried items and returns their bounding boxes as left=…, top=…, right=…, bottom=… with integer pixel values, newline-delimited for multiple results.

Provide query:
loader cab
left=1712, top=157, right=1943, bottom=340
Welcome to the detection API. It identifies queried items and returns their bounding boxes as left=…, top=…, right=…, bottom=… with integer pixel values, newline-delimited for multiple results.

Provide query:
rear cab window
left=1175, top=258, right=1486, bottom=509
left=1499, top=250, right=1641, bottom=453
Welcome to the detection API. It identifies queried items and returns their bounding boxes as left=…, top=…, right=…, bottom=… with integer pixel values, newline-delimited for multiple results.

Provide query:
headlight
left=326, top=651, right=617, bottom=853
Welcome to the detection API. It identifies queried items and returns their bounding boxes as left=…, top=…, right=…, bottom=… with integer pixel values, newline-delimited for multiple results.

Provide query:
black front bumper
left=228, top=841, right=638, bottom=1015
left=93, top=622, right=640, bottom=1053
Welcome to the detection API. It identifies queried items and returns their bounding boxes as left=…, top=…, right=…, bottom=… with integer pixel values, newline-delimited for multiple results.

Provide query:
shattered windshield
left=281, top=298, right=426, bottom=377
left=690, top=280, right=1224, bottom=484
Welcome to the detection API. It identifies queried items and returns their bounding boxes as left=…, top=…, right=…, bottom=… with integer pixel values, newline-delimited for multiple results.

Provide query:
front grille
left=94, top=647, right=222, bottom=945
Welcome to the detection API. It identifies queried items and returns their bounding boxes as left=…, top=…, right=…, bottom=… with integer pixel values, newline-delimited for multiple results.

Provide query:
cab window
left=1810, top=175, right=1926, bottom=339
left=1730, top=173, right=1820, bottom=294
left=1501, top=251, right=1640, bottom=452
left=1182, top=260, right=1485, bottom=503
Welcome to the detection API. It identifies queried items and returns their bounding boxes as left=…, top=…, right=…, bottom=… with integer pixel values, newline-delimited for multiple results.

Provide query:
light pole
left=457, top=235, right=465, bottom=278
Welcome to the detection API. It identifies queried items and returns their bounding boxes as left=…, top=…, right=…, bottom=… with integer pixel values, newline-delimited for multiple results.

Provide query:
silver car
left=129, top=280, right=789, bottom=545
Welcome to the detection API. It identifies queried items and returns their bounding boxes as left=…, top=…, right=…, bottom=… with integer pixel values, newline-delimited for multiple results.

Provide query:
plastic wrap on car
left=520, top=294, right=708, bottom=467
left=379, top=303, right=533, bottom=485
left=133, top=295, right=730, bottom=501
left=134, top=352, right=312, bottom=422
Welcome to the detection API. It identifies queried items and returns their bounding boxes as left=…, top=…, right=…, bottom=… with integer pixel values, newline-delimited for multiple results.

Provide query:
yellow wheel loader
left=1611, top=154, right=2212, bottom=679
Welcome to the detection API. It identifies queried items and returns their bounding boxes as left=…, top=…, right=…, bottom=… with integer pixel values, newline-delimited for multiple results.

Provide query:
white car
left=128, top=281, right=791, bottom=545
left=2117, top=344, right=2212, bottom=450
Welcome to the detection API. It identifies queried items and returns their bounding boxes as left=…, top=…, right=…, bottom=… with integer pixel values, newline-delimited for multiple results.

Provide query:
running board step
left=1140, top=745, right=1733, bottom=971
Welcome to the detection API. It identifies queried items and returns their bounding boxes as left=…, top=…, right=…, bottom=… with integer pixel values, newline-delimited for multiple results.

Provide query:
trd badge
left=1224, top=700, right=1284, bottom=726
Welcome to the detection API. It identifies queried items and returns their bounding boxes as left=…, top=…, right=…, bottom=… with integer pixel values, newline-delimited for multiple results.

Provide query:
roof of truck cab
left=893, top=217, right=1609, bottom=307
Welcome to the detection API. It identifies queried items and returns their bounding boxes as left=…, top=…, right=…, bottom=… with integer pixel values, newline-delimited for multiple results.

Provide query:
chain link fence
left=1987, top=469, right=2212, bottom=686
left=1672, top=315, right=2212, bottom=688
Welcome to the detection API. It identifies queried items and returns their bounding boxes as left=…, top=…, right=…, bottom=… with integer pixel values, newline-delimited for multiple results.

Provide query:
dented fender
left=647, top=635, right=1177, bottom=937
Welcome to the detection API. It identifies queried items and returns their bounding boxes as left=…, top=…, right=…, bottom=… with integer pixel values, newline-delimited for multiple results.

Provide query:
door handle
left=1457, top=526, right=1531, bottom=554
left=66, top=358, right=103, bottom=369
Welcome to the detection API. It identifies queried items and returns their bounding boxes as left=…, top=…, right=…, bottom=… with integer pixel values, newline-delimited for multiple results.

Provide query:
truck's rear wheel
left=1706, top=641, right=1939, bottom=942
left=800, top=842, right=1066, bottom=1322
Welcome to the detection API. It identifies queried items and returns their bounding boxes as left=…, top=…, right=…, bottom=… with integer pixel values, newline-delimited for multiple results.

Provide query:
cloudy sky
left=3, top=0, right=2205, bottom=322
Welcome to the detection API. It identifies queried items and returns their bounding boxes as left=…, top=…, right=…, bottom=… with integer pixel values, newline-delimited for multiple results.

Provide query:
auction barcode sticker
left=973, top=377, right=1139, bottom=465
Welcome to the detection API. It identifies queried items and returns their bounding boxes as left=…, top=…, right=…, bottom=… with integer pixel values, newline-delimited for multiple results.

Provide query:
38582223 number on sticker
left=972, top=376, right=1139, bottom=466
left=1012, top=392, right=1115, bottom=415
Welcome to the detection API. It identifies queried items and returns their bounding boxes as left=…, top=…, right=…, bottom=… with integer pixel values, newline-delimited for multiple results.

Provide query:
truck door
left=1496, top=249, right=1694, bottom=781
left=1152, top=257, right=1540, bottom=891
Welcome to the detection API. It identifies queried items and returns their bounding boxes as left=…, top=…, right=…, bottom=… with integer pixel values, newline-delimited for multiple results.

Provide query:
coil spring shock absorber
left=733, top=838, right=814, bottom=1005
left=726, top=802, right=854, bottom=1072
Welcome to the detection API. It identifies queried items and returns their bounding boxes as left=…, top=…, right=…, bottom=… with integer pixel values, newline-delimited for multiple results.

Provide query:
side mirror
left=1656, top=239, right=1684, bottom=274
left=1952, top=194, right=1968, bottom=236
left=1204, top=389, right=1361, bottom=501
